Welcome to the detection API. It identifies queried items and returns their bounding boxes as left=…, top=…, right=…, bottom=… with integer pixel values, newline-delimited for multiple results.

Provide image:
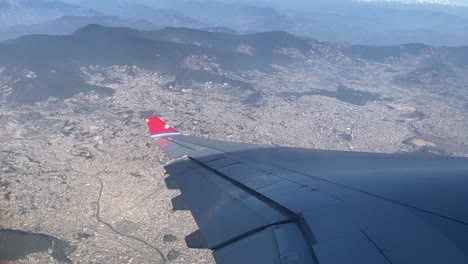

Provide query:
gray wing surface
left=152, top=134, right=468, bottom=264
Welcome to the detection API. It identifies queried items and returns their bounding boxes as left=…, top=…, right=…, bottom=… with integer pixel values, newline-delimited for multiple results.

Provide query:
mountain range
left=0, top=0, right=97, bottom=27
left=0, top=25, right=466, bottom=104
left=1, top=0, right=467, bottom=46
left=0, top=15, right=157, bottom=41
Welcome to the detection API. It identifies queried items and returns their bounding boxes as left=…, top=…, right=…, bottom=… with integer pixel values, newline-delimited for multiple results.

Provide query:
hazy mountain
left=140, top=0, right=468, bottom=45
left=0, top=15, right=157, bottom=42
left=0, top=0, right=97, bottom=27
left=161, top=1, right=293, bottom=32
left=202, top=26, right=238, bottom=34
left=144, top=9, right=204, bottom=28
left=283, top=1, right=468, bottom=46
left=55, top=0, right=204, bottom=28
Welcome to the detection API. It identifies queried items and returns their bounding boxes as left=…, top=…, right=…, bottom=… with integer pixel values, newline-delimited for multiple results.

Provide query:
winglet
left=146, top=116, right=180, bottom=138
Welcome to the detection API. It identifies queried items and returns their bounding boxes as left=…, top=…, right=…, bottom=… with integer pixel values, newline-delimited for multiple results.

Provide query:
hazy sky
left=62, top=0, right=468, bottom=6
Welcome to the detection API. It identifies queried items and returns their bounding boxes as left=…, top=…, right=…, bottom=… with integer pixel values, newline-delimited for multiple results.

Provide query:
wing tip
left=146, top=116, right=181, bottom=138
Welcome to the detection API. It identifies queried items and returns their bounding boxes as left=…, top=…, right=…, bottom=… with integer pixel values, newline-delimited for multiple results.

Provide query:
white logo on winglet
left=146, top=119, right=149, bottom=123
left=164, top=124, right=170, bottom=129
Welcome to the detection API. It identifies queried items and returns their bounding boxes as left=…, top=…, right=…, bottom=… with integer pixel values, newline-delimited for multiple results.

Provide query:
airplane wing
left=146, top=116, right=468, bottom=264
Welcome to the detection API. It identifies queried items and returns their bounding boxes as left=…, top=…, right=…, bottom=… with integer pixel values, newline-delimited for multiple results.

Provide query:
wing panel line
left=362, top=230, right=393, bottom=264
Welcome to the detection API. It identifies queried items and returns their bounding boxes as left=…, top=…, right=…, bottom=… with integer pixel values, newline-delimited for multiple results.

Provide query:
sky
left=61, top=0, right=468, bottom=6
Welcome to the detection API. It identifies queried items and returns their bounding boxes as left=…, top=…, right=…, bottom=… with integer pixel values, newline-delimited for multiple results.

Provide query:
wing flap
left=214, top=223, right=314, bottom=264
left=165, top=158, right=291, bottom=249
left=313, top=232, right=391, bottom=264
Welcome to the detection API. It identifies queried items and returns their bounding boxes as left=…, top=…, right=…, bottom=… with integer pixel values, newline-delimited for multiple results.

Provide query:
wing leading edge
left=146, top=116, right=468, bottom=264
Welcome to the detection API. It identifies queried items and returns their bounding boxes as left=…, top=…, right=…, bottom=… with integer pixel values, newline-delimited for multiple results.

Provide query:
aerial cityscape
left=0, top=0, right=467, bottom=263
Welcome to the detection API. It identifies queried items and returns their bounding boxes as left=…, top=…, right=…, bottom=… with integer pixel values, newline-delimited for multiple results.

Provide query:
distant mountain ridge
left=0, top=15, right=157, bottom=42
left=51, top=0, right=205, bottom=28
left=0, top=0, right=98, bottom=27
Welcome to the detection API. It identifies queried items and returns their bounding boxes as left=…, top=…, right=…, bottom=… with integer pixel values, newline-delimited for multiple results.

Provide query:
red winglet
left=146, top=116, right=180, bottom=138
